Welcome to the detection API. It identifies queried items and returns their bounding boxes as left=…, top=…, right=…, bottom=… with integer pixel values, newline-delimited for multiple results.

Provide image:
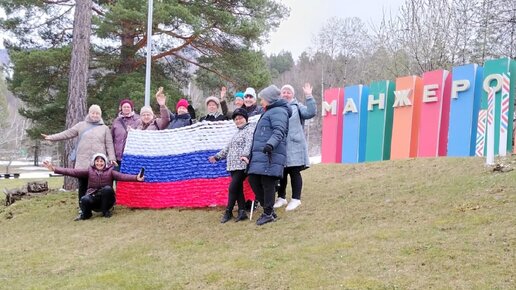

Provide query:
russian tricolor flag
left=116, top=121, right=253, bottom=208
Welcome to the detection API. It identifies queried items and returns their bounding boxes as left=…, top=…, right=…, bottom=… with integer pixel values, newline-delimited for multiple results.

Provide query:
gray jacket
left=285, top=97, right=317, bottom=167
left=215, top=122, right=256, bottom=171
left=47, top=116, right=116, bottom=169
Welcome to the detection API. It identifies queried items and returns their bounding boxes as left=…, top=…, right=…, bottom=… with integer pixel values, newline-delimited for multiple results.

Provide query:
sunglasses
left=244, top=95, right=254, bottom=99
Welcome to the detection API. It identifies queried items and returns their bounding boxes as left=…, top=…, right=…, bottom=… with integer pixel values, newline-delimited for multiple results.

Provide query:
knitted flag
left=117, top=120, right=255, bottom=208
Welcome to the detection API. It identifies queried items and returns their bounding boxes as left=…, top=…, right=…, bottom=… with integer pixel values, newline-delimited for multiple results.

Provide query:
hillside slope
left=0, top=157, right=515, bottom=289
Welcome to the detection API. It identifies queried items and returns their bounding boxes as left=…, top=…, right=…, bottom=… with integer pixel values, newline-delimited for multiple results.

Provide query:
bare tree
left=473, top=0, right=516, bottom=61
left=63, top=0, right=92, bottom=190
left=0, top=111, right=29, bottom=148
left=313, top=17, right=370, bottom=86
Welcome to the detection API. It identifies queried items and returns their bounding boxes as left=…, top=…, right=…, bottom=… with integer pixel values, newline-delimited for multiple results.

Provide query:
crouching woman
left=43, top=153, right=144, bottom=220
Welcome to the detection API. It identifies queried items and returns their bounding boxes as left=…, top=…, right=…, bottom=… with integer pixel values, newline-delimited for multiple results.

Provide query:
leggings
left=227, top=170, right=247, bottom=211
left=277, top=166, right=304, bottom=200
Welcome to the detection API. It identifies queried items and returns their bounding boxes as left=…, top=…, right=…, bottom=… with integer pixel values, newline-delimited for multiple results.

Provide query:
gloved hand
left=262, top=144, right=273, bottom=154
left=187, top=104, right=196, bottom=119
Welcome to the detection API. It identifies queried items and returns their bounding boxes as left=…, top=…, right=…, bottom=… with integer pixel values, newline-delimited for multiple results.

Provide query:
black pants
left=115, top=160, right=122, bottom=171
left=227, top=170, right=247, bottom=211
left=80, top=186, right=116, bottom=218
left=78, top=177, right=88, bottom=202
left=248, top=174, right=278, bottom=215
left=277, top=166, right=304, bottom=200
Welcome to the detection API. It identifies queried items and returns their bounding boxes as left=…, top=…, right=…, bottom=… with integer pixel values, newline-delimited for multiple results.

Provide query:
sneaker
left=273, top=197, right=288, bottom=208
left=285, top=199, right=301, bottom=211
left=256, top=213, right=275, bottom=226
left=102, top=211, right=112, bottom=218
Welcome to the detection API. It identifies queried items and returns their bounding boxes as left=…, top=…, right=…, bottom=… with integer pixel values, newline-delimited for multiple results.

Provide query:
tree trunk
left=63, top=0, right=92, bottom=190
left=119, top=22, right=137, bottom=74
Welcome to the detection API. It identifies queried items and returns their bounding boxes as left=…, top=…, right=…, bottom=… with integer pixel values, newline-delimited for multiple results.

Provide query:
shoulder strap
left=298, top=106, right=305, bottom=127
left=292, top=103, right=304, bottom=126
left=76, top=123, right=101, bottom=147
left=118, top=117, right=128, bottom=132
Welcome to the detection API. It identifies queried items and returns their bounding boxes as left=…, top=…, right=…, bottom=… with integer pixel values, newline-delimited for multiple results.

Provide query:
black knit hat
left=232, top=108, right=248, bottom=122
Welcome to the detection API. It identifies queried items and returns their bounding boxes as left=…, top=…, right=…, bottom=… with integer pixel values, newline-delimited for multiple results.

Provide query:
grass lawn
left=0, top=157, right=515, bottom=289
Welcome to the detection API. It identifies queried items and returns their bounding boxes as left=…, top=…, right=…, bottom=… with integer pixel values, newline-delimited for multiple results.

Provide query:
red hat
left=176, top=99, right=189, bottom=110
left=119, top=99, right=134, bottom=110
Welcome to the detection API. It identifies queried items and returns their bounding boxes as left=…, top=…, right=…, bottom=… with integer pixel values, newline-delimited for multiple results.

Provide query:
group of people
left=41, top=82, right=316, bottom=226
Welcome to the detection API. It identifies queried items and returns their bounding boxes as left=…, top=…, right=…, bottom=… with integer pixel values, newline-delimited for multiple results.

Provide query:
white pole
left=144, top=0, right=154, bottom=106
left=249, top=200, right=255, bottom=220
left=486, top=88, right=495, bottom=165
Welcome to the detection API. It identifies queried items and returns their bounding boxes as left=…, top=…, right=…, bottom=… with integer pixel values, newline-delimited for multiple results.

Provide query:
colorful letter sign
left=321, top=88, right=344, bottom=163
left=391, top=76, right=423, bottom=159
left=448, top=64, right=483, bottom=156
left=417, top=70, right=452, bottom=157
left=365, top=81, right=395, bottom=161
left=321, top=58, right=516, bottom=164
left=342, top=85, right=368, bottom=163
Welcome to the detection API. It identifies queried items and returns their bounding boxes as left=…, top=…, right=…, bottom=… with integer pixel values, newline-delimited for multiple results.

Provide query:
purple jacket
left=54, top=165, right=138, bottom=195
left=111, top=112, right=140, bottom=161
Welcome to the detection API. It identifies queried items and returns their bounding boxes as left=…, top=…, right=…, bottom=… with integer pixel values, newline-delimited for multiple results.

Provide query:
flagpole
left=144, top=0, right=154, bottom=106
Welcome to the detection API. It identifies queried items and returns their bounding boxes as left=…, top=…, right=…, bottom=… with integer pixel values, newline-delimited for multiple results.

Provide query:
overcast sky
left=263, top=0, right=405, bottom=59
left=1, top=0, right=406, bottom=55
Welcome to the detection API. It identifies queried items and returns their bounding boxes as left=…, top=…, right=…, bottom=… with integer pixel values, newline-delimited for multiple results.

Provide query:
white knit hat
left=244, top=87, right=257, bottom=99
left=89, top=104, right=102, bottom=115
left=281, top=84, right=295, bottom=95
left=140, top=106, right=154, bottom=116
left=90, top=153, right=108, bottom=167
left=205, top=96, right=220, bottom=107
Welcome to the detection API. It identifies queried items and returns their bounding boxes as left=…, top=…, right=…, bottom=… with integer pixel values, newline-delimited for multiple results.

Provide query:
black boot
left=220, top=210, right=233, bottom=223
left=235, top=210, right=248, bottom=222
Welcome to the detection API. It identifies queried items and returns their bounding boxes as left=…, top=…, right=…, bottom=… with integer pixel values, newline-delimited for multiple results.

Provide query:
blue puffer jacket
left=167, top=112, right=192, bottom=129
left=247, top=99, right=292, bottom=178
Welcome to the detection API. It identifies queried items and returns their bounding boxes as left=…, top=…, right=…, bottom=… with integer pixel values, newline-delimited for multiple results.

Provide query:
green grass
left=0, top=157, right=515, bottom=289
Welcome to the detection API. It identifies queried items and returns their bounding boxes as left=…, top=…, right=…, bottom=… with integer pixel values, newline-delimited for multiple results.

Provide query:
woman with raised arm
left=274, top=83, right=317, bottom=211
left=200, top=86, right=230, bottom=122
left=135, top=87, right=171, bottom=130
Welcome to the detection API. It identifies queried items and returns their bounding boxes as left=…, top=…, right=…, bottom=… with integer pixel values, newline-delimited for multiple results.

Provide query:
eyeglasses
left=244, top=95, right=254, bottom=99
